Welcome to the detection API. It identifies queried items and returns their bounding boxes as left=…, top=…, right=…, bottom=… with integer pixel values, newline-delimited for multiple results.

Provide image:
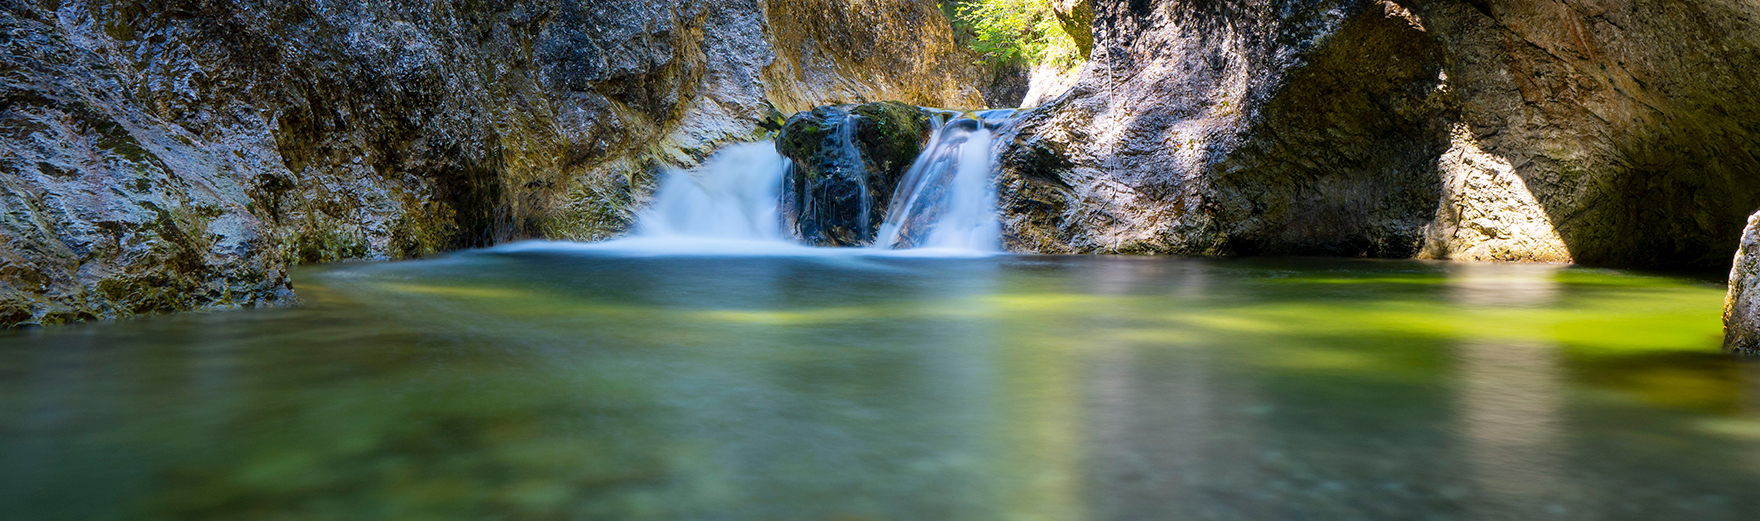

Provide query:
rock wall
left=996, top=0, right=1760, bottom=269
left=1417, top=0, right=1760, bottom=268
left=0, top=0, right=987, bottom=327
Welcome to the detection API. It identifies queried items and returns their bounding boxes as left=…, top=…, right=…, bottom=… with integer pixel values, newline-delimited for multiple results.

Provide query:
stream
left=3, top=120, right=1758, bottom=520
left=2, top=251, right=1756, bottom=520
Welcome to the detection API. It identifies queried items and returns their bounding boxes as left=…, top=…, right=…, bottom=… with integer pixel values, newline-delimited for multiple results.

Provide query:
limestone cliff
left=0, top=0, right=987, bottom=327
left=996, top=0, right=1760, bottom=269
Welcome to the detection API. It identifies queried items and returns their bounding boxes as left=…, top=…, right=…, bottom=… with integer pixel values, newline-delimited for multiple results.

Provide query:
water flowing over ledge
left=505, top=108, right=1018, bottom=258
left=876, top=110, right=1017, bottom=251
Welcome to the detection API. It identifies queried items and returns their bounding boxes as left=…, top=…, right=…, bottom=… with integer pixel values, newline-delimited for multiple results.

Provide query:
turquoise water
left=2, top=248, right=1756, bottom=520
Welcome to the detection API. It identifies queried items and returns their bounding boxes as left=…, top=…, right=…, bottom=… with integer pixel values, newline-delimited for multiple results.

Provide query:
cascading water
left=873, top=110, right=1013, bottom=251
left=839, top=117, right=873, bottom=236
left=636, top=142, right=790, bottom=241
left=533, top=107, right=1014, bottom=256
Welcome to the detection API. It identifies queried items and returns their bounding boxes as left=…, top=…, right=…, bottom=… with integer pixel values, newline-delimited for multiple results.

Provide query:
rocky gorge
left=0, top=0, right=993, bottom=326
left=5, top=0, right=1760, bottom=352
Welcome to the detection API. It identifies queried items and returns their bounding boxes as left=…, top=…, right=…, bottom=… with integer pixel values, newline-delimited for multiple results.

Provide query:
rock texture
left=1416, top=0, right=1760, bottom=268
left=0, top=0, right=987, bottom=327
left=998, top=0, right=1451, bottom=255
left=1725, top=211, right=1760, bottom=355
left=996, top=0, right=1760, bottom=269
left=762, top=0, right=993, bottom=111
left=776, top=102, right=938, bottom=246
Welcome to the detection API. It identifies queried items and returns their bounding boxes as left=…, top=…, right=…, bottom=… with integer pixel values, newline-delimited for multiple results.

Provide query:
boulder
left=776, top=102, right=939, bottom=246
left=1725, top=210, right=1760, bottom=355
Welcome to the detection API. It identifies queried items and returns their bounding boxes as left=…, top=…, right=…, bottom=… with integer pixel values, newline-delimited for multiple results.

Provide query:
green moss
left=0, top=296, right=33, bottom=325
left=294, top=229, right=371, bottom=265
left=851, top=101, right=930, bottom=164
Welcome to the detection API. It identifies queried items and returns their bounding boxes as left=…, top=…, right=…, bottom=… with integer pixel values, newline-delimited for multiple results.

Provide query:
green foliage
left=946, top=0, right=1082, bottom=69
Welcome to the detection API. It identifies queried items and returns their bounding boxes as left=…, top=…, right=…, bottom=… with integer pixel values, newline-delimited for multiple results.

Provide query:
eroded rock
left=997, top=0, right=1760, bottom=270
left=998, top=0, right=1453, bottom=256
left=1414, top=0, right=1760, bottom=269
left=0, top=0, right=986, bottom=327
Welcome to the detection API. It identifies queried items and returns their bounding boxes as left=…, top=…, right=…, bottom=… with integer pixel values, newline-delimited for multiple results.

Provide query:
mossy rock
left=776, top=102, right=936, bottom=246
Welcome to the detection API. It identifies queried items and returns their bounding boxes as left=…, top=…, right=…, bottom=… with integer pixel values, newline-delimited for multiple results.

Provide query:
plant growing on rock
left=946, top=0, right=1082, bottom=69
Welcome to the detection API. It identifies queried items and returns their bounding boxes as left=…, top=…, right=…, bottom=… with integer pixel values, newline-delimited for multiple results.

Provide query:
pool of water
left=2, top=247, right=1757, bottom=520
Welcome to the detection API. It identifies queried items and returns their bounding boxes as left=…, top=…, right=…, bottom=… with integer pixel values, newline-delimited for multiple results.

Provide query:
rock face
left=0, top=0, right=987, bottom=327
left=996, top=0, right=1760, bottom=269
left=1725, top=211, right=1760, bottom=355
left=776, top=102, right=937, bottom=246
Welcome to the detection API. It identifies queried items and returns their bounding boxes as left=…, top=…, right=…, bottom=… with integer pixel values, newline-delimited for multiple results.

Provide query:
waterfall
left=838, top=116, right=872, bottom=236
left=637, top=142, right=789, bottom=241
left=523, top=108, right=1013, bottom=257
left=873, top=111, right=1011, bottom=251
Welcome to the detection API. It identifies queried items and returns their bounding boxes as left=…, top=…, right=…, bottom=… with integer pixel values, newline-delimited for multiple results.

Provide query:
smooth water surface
left=3, top=249, right=1757, bottom=520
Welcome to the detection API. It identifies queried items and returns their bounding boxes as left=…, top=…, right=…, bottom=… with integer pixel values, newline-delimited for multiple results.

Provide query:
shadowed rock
left=998, top=0, right=1760, bottom=270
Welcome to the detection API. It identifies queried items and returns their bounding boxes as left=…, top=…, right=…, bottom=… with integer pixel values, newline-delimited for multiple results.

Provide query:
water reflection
left=1449, top=262, right=1568, bottom=517
left=0, top=253, right=1755, bottom=520
left=1447, top=262, right=1562, bottom=308
left=1457, top=340, right=1568, bottom=517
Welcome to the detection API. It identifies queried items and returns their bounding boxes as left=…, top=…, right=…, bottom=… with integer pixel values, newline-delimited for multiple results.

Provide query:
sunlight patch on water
left=376, top=283, right=535, bottom=300
left=1166, top=288, right=1722, bottom=354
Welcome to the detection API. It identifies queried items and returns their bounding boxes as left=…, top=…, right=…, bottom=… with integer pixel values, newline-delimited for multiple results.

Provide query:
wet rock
left=776, top=102, right=938, bottom=246
left=1726, top=211, right=1760, bottom=355
left=0, top=0, right=986, bottom=327
left=982, top=62, right=1032, bottom=109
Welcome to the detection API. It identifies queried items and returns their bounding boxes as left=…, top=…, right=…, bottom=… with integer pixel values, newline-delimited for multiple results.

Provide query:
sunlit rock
left=1725, top=211, right=1760, bottom=355
left=1420, top=123, right=1572, bottom=263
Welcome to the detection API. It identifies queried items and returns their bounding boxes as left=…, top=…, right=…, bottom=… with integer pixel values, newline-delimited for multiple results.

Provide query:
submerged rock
left=1726, top=211, right=1760, bottom=355
left=0, top=0, right=987, bottom=327
left=997, top=0, right=1760, bottom=270
left=775, top=102, right=938, bottom=246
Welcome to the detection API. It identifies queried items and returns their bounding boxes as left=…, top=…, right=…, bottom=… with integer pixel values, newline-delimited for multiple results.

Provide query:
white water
left=498, top=113, right=1008, bottom=258
left=636, top=142, right=788, bottom=241
left=839, top=116, right=872, bottom=234
left=532, top=141, right=827, bottom=257
left=874, top=116, right=1002, bottom=251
